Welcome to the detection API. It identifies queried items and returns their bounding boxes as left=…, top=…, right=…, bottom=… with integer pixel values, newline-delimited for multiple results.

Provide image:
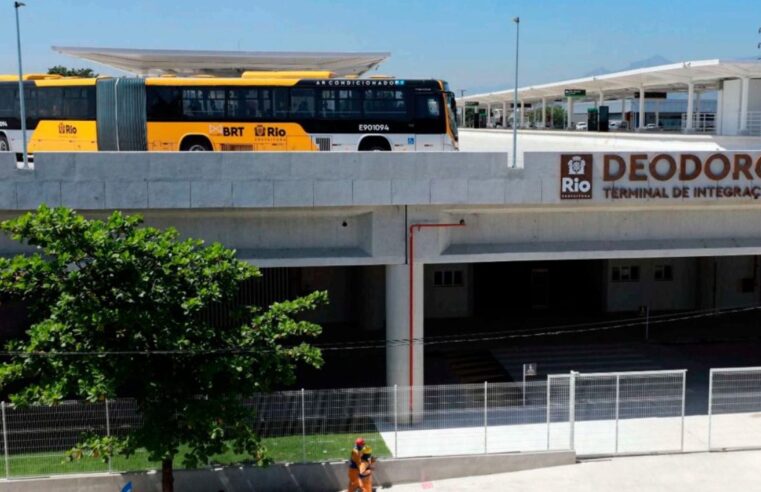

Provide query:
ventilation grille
left=315, top=137, right=331, bottom=151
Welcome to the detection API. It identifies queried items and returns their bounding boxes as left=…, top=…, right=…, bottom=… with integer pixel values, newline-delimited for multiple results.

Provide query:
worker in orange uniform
left=347, top=437, right=365, bottom=492
left=358, top=444, right=377, bottom=492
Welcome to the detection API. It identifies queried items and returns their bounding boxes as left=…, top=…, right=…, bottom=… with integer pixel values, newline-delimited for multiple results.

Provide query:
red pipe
left=407, top=221, right=466, bottom=413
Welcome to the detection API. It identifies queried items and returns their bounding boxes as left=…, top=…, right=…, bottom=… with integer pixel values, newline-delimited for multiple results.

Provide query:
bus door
left=414, top=92, right=444, bottom=151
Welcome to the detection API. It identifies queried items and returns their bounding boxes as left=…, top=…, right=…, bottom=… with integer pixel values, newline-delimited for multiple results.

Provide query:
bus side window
left=146, top=87, right=182, bottom=121
left=320, top=89, right=360, bottom=119
left=0, top=86, right=15, bottom=119
left=363, top=89, right=408, bottom=119
left=290, top=88, right=315, bottom=118
left=272, top=88, right=289, bottom=119
left=415, top=94, right=441, bottom=119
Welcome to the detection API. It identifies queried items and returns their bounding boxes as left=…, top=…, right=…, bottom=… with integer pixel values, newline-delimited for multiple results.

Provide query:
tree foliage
left=47, top=65, right=98, bottom=78
left=0, top=206, right=326, bottom=491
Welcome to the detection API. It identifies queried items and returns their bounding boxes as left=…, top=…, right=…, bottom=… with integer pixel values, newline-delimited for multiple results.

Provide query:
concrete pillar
left=567, top=97, right=574, bottom=129
left=386, top=263, right=424, bottom=422
left=696, top=91, right=702, bottom=131
left=716, top=83, right=724, bottom=135
left=541, top=97, right=547, bottom=128
left=486, top=103, right=492, bottom=128
left=740, top=77, right=750, bottom=134
left=502, top=100, right=508, bottom=128
left=655, top=100, right=660, bottom=128
left=638, top=86, right=645, bottom=130
left=622, top=98, right=627, bottom=127
left=520, top=100, right=525, bottom=128
left=686, top=82, right=695, bottom=132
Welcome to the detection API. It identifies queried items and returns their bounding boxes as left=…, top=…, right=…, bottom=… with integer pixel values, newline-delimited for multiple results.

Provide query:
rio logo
left=58, top=123, right=77, bottom=135
left=254, top=125, right=286, bottom=137
left=560, top=154, right=593, bottom=199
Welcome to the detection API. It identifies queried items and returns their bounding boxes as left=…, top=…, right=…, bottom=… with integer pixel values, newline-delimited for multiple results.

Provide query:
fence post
left=483, top=381, right=488, bottom=454
left=393, top=385, right=398, bottom=458
left=301, top=388, right=306, bottom=463
left=680, top=371, right=686, bottom=452
left=569, top=371, right=577, bottom=451
left=105, top=399, right=112, bottom=473
left=614, top=374, right=620, bottom=454
left=546, top=377, right=551, bottom=450
left=707, top=370, right=714, bottom=451
left=2, top=401, right=8, bottom=479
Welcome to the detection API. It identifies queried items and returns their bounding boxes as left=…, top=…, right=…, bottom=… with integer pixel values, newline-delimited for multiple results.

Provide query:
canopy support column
left=685, top=82, right=695, bottom=132
left=638, top=86, right=645, bottom=131
left=541, top=98, right=547, bottom=128
left=740, top=77, right=750, bottom=134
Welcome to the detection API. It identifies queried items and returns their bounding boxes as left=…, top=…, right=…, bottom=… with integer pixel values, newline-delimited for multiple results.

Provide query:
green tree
left=0, top=206, right=326, bottom=492
left=47, top=65, right=98, bottom=78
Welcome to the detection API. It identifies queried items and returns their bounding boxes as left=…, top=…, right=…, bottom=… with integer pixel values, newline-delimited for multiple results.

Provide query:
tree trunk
left=161, top=458, right=174, bottom=492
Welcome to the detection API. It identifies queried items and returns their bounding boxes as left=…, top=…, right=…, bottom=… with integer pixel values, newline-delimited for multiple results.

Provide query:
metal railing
left=708, top=366, right=761, bottom=451
left=3, top=366, right=761, bottom=479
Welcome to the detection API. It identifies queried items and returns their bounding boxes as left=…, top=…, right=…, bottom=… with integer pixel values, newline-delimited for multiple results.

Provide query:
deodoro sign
left=559, top=153, right=761, bottom=200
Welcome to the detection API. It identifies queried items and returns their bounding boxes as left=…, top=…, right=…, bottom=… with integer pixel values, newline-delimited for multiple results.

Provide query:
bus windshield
left=446, top=92, right=458, bottom=141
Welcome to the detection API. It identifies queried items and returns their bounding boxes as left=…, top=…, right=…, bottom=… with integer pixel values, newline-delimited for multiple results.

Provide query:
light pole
left=511, top=16, right=520, bottom=169
left=14, top=1, right=29, bottom=169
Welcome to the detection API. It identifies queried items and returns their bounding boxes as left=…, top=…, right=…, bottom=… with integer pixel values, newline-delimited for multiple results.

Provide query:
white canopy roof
left=461, top=59, right=761, bottom=105
left=52, top=46, right=390, bottom=77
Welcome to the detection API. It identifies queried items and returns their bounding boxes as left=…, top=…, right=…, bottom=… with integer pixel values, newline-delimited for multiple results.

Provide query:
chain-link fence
left=4, top=366, right=761, bottom=480
left=708, top=366, right=761, bottom=451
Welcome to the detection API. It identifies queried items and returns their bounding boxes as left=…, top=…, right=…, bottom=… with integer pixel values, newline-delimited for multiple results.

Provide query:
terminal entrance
left=260, top=256, right=761, bottom=395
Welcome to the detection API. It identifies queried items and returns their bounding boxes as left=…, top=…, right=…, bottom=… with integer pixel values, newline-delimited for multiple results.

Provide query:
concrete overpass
left=3, top=150, right=761, bottom=414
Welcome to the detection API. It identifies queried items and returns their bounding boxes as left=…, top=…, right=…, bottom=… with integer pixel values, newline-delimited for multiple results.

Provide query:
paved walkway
left=384, top=449, right=761, bottom=491
left=380, top=412, right=761, bottom=458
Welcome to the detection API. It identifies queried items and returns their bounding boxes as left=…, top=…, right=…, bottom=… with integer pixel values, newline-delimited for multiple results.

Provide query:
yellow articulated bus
left=0, top=71, right=459, bottom=156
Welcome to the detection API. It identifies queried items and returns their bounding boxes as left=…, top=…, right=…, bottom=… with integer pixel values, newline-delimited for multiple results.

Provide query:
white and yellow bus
left=0, top=71, right=458, bottom=156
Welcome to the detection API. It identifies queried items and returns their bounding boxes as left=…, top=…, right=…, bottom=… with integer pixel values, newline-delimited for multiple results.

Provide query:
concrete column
left=520, top=100, right=525, bottom=128
left=716, top=83, right=724, bottom=135
left=655, top=100, right=660, bottom=128
left=696, top=91, right=702, bottom=131
left=622, top=98, right=627, bottom=127
left=502, top=101, right=508, bottom=128
left=638, top=86, right=645, bottom=130
left=740, top=77, right=750, bottom=134
left=567, top=97, right=574, bottom=129
left=386, top=263, right=424, bottom=422
left=598, top=91, right=604, bottom=109
left=486, top=103, right=492, bottom=128
left=686, top=82, right=695, bottom=131
left=541, top=97, right=547, bottom=128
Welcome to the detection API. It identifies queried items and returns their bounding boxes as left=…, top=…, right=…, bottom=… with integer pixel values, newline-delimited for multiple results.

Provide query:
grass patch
left=7, top=432, right=391, bottom=478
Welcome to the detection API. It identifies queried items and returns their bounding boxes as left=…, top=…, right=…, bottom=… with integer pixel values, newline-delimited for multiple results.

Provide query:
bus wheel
left=180, top=137, right=212, bottom=152
left=358, top=137, right=391, bottom=151
left=0, top=135, right=8, bottom=152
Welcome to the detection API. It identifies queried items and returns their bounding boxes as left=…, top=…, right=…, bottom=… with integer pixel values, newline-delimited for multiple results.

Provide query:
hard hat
left=361, top=445, right=373, bottom=455
left=355, top=437, right=365, bottom=447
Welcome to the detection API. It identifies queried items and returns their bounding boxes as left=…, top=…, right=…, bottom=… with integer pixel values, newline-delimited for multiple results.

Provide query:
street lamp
left=14, top=1, right=29, bottom=169
left=511, top=16, right=520, bottom=169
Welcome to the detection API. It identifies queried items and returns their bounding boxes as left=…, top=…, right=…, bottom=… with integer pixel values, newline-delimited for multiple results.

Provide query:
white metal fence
left=708, top=366, right=761, bottom=451
left=1, top=367, right=761, bottom=479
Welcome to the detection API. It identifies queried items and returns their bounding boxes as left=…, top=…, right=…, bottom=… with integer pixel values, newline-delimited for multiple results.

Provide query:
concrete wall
left=4, top=151, right=761, bottom=267
left=1, top=451, right=575, bottom=492
left=605, top=258, right=697, bottom=312
left=424, top=263, right=473, bottom=318
left=720, top=79, right=742, bottom=135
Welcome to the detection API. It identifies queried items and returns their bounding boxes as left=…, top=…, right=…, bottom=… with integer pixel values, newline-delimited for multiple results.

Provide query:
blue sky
left=0, top=0, right=758, bottom=93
